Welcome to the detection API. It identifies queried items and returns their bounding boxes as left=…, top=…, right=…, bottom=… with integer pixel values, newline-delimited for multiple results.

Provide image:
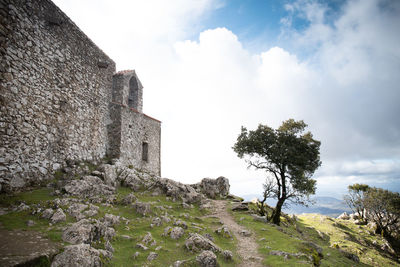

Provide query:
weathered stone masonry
left=0, top=0, right=161, bottom=192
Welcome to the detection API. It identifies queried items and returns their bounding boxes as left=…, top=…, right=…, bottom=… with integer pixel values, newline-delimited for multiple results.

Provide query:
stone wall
left=108, top=70, right=161, bottom=176
left=0, top=0, right=116, bottom=191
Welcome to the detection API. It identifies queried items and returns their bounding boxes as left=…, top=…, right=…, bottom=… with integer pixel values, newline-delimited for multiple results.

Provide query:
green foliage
left=233, top=119, right=321, bottom=224
left=363, top=187, right=400, bottom=238
left=344, top=184, right=369, bottom=220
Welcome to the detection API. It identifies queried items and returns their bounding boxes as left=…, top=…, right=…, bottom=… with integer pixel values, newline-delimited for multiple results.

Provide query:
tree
left=344, top=183, right=369, bottom=221
left=233, top=119, right=321, bottom=225
left=363, top=187, right=400, bottom=238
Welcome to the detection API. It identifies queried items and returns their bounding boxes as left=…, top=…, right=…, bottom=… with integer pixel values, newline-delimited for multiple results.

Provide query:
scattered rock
left=133, top=201, right=151, bottom=216
left=215, top=225, right=232, bottom=238
left=104, top=213, right=120, bottom=226
left=27, top=220, right=35, bottom=227
left=142, top=232, right=154, bottom=245
left=62, top=219, right=115, bottom=244
left=63, top=176, right=115, bottom=198
left=193, top=176, right=230, bottom=199
left=42, top=208, right=55, bottom=219
left=147, top=252, right=158, bottom=261
left=196, top=250, right=217, bottom=267
left=121, top=193, right=137, bottom=205
left=154, top=178, right=203, bottom=203
left=105, top=240, right=114, bottom=253
left=222, top=250, right=233, bottom=261
left=136, top=243, right=148, bottom=250
left=170, top=227, right=185, bottom=240
left=174, top=219, right=188, bottom=229
left=337, top=212, right=350, bottom=220
left=51, top=244, right=102, bottom=267
left=251, top=214, right=268, bottom=223
left=51, top=208, right=66, bottom=224
left=185, top=233, right=221, bottom=253
left=132, top=251, right=140, bottom=259
left=231, top=202, right=249, bottom=211
left=67, top=203, right=88, bottom=220
left=239, top=230, right=252, bottom=237
left=101, top=164, right=117, bottom=187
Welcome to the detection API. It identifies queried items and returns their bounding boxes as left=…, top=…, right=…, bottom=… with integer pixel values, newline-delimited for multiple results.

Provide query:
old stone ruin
left=0, top=0, right=160, bottom=193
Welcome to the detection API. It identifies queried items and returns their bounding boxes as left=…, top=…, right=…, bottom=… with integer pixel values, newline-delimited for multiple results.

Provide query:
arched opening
left=128, top=76, right=139, bottom=109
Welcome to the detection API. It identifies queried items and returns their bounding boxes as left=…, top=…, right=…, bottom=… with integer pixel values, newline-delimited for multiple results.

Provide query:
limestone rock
left=173, top=219, right=188, bottom=229
left=121, top=193, right=137, bottom=205
left=147, top=252, right=158, bottom=261
left=337, top=212, right=350, bottom=220
left=170, top=227, right=185, bottom=240
left=215, top=225, right=232, bottom=238
left=154, top=178, right=203, bottom=203
left=104, top=213, right=120, bottom=227
left=302, top=241, right=323, bottom=256
left=339, top=249, right=360, bottom=263
left=133, top=201, right=151, bottom=216
left=101, top=164, right=117, bottom=187
left=196, top=250, right=217, bottom=267
left=185, top=233, right=221, bottom=253
left=51, top=208, right=66, bottom=224
left=63, top=176, right=115, bottom=198
left=142, top=232, right=154, bottom=245
left=222, top=250, right=233, bottom=261
left=51, top=244, right=102, bottom=267
left=231, top=202, right=249, bottom=211
left=194, top=176, right=230, bottom=199
left=67, top=203, right=88, bottom=220
left=62, top=219, right=115, bottom=244
left=42, top=208, right=55, bottom=219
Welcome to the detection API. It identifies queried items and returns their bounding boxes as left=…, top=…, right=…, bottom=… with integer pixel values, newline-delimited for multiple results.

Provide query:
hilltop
left=0, top=159, right=399, bottom=266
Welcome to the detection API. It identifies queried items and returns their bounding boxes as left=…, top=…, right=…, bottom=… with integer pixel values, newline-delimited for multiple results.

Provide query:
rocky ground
left=0, top=160, right=399, bottom=266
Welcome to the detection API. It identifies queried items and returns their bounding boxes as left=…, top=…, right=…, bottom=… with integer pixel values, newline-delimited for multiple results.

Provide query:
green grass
left=0, top=188, right=56, bottom=206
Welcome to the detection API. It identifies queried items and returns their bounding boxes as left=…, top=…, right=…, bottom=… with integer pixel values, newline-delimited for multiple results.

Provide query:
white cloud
left=53, top=0, right=400, bottom=197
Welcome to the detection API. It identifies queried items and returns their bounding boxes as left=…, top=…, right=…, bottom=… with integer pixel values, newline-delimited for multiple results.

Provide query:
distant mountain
left=239, top=194, right=351, bottom=217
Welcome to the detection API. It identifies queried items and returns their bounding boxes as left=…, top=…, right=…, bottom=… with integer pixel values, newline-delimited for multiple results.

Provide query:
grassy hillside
left=0, top=186, right=398, bottom=266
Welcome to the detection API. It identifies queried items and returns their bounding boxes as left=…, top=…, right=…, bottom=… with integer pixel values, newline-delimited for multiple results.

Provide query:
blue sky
left=53, top=0, right=400, bottom=199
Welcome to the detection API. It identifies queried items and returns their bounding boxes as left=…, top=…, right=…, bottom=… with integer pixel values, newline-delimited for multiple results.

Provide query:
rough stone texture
left=0, top=0, right=115, bottom=192
left=337, top=212, right=350, bottom=220
left=193, top=177, right=230, bottom=199
left=184, top=233, right=221, bottom=253
left=62, top=218, right=115, bottom=244
left=133, top=201, right=151, bottom=216
left=50, top=208, right=66, bottom=224
left=155, top=178, right=203, bottom=204
left=108, top=71, right=161, bottom=176
left=51, top=244, right=103, bottom=267
left=0, top=0, right=161, bottom=192
left=169, top=227, right=185, bottom=240
left=63, top=175, right=115, bottom=198
left=196, top=250, right=217, bottom=267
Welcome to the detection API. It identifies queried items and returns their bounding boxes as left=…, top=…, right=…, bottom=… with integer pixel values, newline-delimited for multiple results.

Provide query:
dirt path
left=206, top=200, right=264, bottom=267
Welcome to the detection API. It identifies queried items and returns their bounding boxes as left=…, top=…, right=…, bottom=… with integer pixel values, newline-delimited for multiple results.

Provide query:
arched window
left=128, top=76, right=139, bottom=109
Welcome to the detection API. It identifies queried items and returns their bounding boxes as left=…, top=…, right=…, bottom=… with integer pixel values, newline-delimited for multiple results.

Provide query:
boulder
left=215, top=226, right=232, bottom=238
left=154, top=178, right=203, bottom=203
left=51, top=244, right=103, bottom=267
left=222, top=250, right=233, bottom=261
left=142, top=232, right=154, bottom=245
left=51, top=208, right=66, bottom=224
left=231, top=202, right=249, bottom=211
left=42, top=208, right=55, bottom=219
left=337, top=212, right=350, bottom=220
left=133, top=201, right=151, bottom=216
left=67, top=203, right=88, bottom=220
left=147, top=252, right=158, bottom=261
left=185, top=233, right=221, bottom=253
left=62, top=219, right=115, bottom=244
left=120, top=193, right=137, bottom=205
left=196, top=250, right=217, bottom=267
left=63, top=176, right=115, bottom=198
left=194, top=177, right=230, bottom=199
left=103, top=214, right=120, bottom=227
left=170, top=227, right=185, bottom=240
left=101, top=164, right=117, bottom=187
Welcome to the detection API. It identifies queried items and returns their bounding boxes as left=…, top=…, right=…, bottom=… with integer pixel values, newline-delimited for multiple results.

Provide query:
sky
left=52, top=0, right=400, bottom=199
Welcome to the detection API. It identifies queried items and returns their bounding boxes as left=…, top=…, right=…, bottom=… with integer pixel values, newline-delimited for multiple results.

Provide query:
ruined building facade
left=0, top=0, right=161, bottom=192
